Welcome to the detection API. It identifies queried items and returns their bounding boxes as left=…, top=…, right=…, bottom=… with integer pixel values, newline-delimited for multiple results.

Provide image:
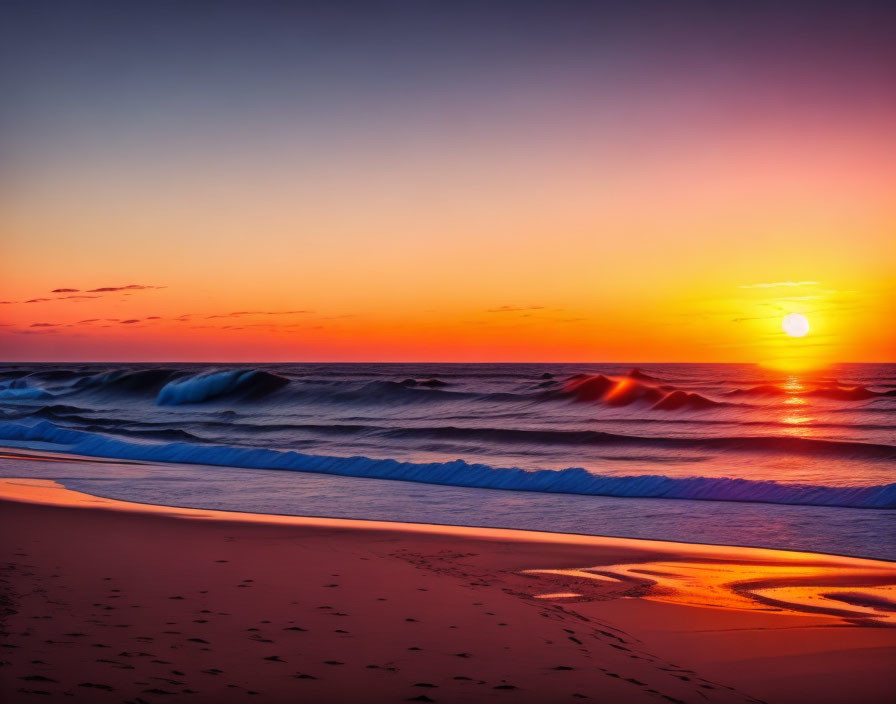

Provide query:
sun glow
left=782, top=313, right=810, bottom=338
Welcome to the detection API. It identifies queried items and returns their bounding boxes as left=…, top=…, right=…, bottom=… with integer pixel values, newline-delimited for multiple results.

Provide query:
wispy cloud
left=30, top=322, right=59, bottom=328
left=51, top=288, right=80, bottom=293
left=739, top=281, right=820, bottom=289
left=204, top=310, right=312, bottom=319
left=86, top=284, right=166, bottom=293
left=487, top=305, right=544, bottom=313
left=7, top=328, right=61, bottom=335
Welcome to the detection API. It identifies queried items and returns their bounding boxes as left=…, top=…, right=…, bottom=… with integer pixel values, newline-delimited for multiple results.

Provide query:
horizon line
left=1, top=360, right=893, bottom=365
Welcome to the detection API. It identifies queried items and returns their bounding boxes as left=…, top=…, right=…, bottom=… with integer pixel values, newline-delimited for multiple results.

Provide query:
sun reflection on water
left=777, top=375, right=815, bottom=438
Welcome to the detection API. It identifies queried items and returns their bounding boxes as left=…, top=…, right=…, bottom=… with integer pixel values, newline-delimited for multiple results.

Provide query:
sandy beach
left=1, top=473, right=894, bottom=704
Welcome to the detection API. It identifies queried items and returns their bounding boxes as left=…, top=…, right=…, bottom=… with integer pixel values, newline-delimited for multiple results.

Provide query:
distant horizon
left=2, top=359, right=893, bottom=366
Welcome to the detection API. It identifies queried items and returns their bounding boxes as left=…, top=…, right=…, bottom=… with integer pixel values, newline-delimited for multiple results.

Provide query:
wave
left=3, top=405, right=895, bottom=459
left=726, top=383, right=896, bottom=401
left=0, top=420, right=893, bottom=509
left=550, top=373, right=726, bottom=411
left=156, top=369, right=289, bottom=405
left=0, top=379, right=53, bottom=400
left=74, top=368, right=185, bottom=394
left=375, top=426, right=896, bottom=458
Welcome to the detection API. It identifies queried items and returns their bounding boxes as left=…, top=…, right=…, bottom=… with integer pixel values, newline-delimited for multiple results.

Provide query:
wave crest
left=552, top=373, right=724, bottom=411
left=156, top=369, right=289, bottom=405
left=0, top=420, right=892, bottom=509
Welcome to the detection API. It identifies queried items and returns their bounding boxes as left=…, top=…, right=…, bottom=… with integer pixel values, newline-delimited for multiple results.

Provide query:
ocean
left=1, top=362, right=894, bottom=559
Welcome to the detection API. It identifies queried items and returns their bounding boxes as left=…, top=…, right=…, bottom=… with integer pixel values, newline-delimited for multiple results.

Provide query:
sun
left=782, top=312, right=810, bottom=337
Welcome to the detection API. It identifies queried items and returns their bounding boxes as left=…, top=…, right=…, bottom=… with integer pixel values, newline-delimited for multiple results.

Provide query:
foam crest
left=156, top=369, right=288, bottom=405
left=1, top=420, right=892, bottom=509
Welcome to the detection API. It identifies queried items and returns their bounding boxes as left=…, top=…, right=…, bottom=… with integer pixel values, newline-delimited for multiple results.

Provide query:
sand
left=1, top=474, right=894, bottom=704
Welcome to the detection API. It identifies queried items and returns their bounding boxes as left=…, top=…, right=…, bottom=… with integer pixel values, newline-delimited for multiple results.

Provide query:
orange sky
left=1, top=2, right=894, bottom=363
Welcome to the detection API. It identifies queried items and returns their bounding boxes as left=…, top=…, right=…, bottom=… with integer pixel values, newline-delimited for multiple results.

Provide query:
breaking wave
left=550, top=373, right=727, bottom=410
left=156, top=369, right=290, bottom=405
left=0, top=420, right=893, bottom=509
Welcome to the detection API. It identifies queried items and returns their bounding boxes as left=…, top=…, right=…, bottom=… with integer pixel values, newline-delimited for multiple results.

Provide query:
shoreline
left=1, top=445, right=894, bottom=564
left=1, top=476, right=895, bottom=703
left=0, top=450, right=894, bottom=565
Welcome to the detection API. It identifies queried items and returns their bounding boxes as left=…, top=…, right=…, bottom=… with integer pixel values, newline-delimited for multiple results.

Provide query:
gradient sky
left=1, top=1, right=894, bottom=363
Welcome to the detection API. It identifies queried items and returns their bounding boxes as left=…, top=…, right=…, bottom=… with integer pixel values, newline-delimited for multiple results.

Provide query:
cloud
left=86, top=284, right=166, bottom=293
left=78, top=319, right=100, bottom=324
left=487, top=305, right=544, bottom=313
left=24, top=295, right=99, bottom=303
left=0, top=301, right=15, bottom=305
left=51, top=288, right=80, bottom=293
left=30, top=322, right=59, bottom=327
left=119, top=319, right=141, bottom=324
left=739, top=281, right=820, bottom=289
left=146, top=316, right=161, bottom=320
left=205, top=310, right=312, bottom=319
left=9, top=328, right=61, bottom=335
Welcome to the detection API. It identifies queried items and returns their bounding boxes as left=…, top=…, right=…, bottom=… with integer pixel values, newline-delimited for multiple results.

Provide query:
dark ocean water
left=1, top=363, right=894, bottom=558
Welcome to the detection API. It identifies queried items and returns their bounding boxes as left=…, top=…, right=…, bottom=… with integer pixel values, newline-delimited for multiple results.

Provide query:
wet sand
left=1, top=475, right=894, bottom=703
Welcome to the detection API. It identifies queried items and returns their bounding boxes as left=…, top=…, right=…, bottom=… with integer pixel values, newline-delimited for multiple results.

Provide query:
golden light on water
left=769, top=375, right=814, bottom=437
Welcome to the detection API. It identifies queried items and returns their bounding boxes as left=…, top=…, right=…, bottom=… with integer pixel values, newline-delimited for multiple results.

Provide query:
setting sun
left=782, top=312, right=810, bottom=338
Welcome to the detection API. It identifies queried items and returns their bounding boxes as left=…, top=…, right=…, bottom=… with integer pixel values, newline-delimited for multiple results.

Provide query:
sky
left=1, top=1, right=894, bottom=364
